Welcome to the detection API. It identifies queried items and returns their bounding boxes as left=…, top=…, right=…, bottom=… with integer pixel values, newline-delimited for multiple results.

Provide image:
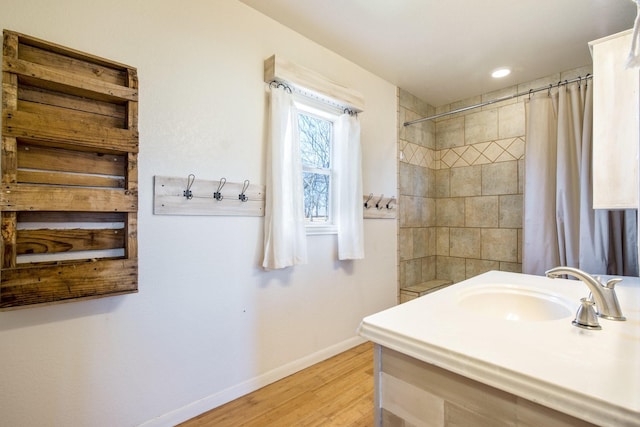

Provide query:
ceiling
left=238, top=0, right=636, bottom=106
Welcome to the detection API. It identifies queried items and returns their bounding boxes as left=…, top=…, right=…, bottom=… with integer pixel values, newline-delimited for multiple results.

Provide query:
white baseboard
left=138, top=335, right=367, bottom=427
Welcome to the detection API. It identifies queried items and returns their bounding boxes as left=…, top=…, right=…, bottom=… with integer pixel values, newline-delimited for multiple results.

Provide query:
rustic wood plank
left=17, top=170, right=124, bottom=188
left=2, top=81, right=17, bottom=110
left=125, top=213, right=137, bottom=259
left=18, top=99, right=124, bottom=129
left=2, top=32, right=19, bottom=113
left=264, top=54, right=364, bottom=112
left=17, top=142, right=126, bottom=176
left=6, top=30, right=133, bottom=71
left=18, top=43, right=127, bottom=86
left=126, top=70, right=138, bottom=133
left=17, top=228, right=125, bottom=255
left=19, top=85, right=126, bottom=123
left=127, top=152, right=138, bottom=192
left=0, top=184, right=137, bottom=212
left=2, top=31, right=18, bottom=59
left=125, top=152, right=138, bottom=259
left=3, top=109, right=138, bottom=154
left=3, top=57, right=137, bottom=102
left=1, top=213, right=17, bottom=269
left=17, top=211, right=125, bottom=223
left=2, top=34, right=19, bottom=275
left=0, top=258, right=137, bottom=309
left=2, top=137, right=17, bottom=185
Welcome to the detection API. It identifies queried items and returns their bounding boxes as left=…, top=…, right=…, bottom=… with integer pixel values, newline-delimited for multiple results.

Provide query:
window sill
left=306, top=225, right=338, bottom=236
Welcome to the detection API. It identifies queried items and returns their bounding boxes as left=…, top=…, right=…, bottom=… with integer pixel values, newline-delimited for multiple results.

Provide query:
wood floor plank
left=179, top=342, right=374, bottom=427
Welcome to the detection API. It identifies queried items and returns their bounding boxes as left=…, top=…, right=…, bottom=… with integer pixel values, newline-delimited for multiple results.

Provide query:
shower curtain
left=523, top=81, right=638, bottom=276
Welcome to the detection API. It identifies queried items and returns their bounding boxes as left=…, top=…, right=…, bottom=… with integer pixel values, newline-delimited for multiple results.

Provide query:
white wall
left=0, top=1, right=398, bottom=425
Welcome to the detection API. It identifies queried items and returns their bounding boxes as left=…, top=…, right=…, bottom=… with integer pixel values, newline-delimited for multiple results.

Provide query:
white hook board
left=363, top=194, right=396, bottom=219
left=154, top=175, right=265, bottom=216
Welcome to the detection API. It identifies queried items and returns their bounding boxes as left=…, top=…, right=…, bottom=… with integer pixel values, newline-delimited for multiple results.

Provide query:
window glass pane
left=303, top=172, right=330, bottom=223
left=298, top=113, right=331, bottom=169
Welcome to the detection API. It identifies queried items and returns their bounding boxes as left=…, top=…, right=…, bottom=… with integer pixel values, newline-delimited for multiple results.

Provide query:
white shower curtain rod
left=404, top=74, right=593, bottom=127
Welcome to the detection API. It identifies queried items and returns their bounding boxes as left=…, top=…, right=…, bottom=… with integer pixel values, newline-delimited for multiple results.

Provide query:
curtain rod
left=269, top=80, right=360, bottom=115
left=403, top=74, right=593, bottom=127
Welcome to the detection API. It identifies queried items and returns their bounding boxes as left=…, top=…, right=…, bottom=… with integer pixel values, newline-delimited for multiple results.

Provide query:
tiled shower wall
left=398, top=90, right=437, bottom=290
left=398, top=65, right=592, bottom=291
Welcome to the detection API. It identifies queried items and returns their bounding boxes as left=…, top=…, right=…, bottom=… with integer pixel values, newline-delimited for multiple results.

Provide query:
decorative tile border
left=400, top=137, right=525, bottom=169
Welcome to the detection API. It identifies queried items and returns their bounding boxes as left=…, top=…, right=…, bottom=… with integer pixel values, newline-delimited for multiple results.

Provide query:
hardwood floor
left=179, top=342, right=374, bottom=427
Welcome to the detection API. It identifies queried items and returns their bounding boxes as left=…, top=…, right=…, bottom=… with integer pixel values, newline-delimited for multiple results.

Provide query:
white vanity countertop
left=358, top=271, right=640, bottom=427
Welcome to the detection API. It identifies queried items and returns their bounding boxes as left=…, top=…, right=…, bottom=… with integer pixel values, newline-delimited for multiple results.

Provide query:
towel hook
left=375, top=194, right=385, bottom=210
left=183, top=174, right=195, bottom=200
left=239, top=179, right=250, bottom=202
left=386, top=196, right=396, bottom=209
left=364, top=193, right=373, bottom=209
left=214, top=177, right=226, bottom=201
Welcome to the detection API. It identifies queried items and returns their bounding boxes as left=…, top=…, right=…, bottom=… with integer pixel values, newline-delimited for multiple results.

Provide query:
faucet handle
left=572, top=297, right=601, bottom=330
left=605, top=278, right=622, bottom=289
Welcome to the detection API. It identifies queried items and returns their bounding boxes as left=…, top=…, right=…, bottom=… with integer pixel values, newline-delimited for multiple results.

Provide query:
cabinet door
left=590, top=29, right=639, bottom=209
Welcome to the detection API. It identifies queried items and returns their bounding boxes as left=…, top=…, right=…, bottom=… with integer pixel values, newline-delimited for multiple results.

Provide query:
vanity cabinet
left=590, top=29, right=639, bottom=209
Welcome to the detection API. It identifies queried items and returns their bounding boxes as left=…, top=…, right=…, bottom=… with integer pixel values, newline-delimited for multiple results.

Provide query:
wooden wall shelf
left=1, top=30, right=138, bottom=310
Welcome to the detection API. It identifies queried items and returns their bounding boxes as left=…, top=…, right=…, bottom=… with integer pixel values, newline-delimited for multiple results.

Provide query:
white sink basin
left=458, top=285, right=573, bottom=321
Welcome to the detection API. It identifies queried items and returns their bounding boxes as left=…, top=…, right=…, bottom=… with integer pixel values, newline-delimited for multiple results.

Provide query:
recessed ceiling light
left=491, top=68, right=511, bottom=78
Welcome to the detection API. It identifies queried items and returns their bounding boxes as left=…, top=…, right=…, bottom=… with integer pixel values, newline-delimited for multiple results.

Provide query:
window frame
left=292, top=94, right=342, bottom=235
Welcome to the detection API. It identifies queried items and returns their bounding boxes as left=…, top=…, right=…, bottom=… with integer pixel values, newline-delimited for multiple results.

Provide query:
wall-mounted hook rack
left=363, top=193, right=396, bottom=219
left=154, top=175, right=265, bottom=216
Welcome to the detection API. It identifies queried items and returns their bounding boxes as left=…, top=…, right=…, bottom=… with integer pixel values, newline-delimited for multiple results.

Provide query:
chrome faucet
left=545, top=266, right=625, bottom=321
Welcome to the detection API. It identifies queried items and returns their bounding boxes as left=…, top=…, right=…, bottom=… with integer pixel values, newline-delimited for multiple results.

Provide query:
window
left=293, top=97, right=341, bottom=234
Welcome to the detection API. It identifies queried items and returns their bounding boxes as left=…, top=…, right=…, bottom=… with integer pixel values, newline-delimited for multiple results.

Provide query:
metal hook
left=239, top=180, right=250, bottom=202
left=547, top=84, right=552, bottom=97
left=577, top=76, right=582, bottom=88
left=269, top=80, right=292, bottom=93
left=214, top=177, right=226, bottom=201
left=528, top=89, right=533, bottom=100
left=375, top=194, right=385, bottom=210
left=386, top=197, right=396, bottom=209
left=364, top=193, right=373, bottom=209
left=183, top=174, right=195, bottom=200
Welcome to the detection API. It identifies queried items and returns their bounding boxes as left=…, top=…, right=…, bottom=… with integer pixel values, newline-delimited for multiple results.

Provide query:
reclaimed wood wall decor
left=154, top=175, right=265, bottom=217
left=0, top=30, right=138, bottom=309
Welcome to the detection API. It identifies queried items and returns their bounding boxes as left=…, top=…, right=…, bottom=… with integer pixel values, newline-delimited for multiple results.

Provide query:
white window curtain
left=523, top=81, right=639, bottom=276
left=335, top=113, right=364, bottom=260
left=626, top=0, right=640, bottom=68
left=262, top=86, right=308, bottom=270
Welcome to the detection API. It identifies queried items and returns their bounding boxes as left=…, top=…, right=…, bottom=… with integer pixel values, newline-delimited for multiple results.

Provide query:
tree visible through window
left=298, top=111, right=333, bottom=223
